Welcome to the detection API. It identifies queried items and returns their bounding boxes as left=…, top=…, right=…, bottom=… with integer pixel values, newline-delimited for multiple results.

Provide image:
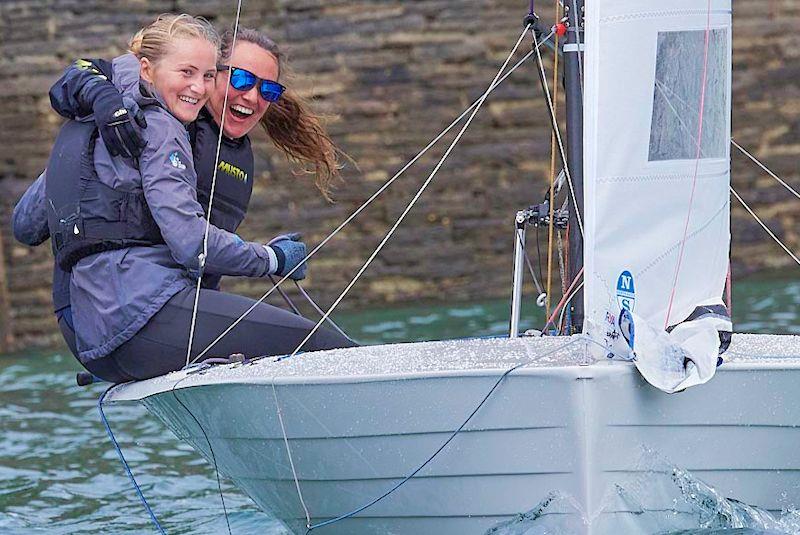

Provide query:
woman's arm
left=49, top=58, right=146, bottom=158
left=12, top=171, right=50, bottom=246
left=49, top=59, right=114, bottom=119
left=137, top=112, right=276, bottom=278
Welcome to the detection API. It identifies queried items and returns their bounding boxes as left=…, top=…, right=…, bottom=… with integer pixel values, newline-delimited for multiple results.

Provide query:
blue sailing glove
left=88, top=81, right=148, bottom=158
left=267, top=233, right=307, bottom=280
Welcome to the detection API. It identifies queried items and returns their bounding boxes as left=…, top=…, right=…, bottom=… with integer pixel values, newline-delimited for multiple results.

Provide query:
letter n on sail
left=582, top=0, right=733, bottom=392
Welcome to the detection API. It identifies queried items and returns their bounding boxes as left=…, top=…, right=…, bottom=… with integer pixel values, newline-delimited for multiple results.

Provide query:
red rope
left=664, top=0, right=714, bottom=329
left=542, top=267, right=584, bottom=334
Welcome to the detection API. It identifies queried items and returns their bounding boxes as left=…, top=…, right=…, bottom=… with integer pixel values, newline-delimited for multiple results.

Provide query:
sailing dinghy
left=103, top=0, right=800, bottom=533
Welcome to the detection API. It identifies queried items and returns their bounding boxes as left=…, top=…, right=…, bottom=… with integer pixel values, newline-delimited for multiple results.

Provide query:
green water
left=0, top=275, right=797, bottom=534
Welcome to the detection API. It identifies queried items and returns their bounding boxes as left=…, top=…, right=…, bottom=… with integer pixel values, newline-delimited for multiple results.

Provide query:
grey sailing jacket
left=14, top=54, right=274, bottom=362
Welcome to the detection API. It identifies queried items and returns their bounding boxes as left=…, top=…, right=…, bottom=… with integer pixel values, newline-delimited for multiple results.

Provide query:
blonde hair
left=129, top=13, right=220, bottom=63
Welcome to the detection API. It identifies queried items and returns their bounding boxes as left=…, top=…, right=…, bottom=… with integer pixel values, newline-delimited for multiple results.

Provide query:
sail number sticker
left=616, top=270, right=635, bottom=312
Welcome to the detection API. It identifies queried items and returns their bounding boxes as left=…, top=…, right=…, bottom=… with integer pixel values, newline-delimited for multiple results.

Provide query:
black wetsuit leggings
left=60, top=288, right=357, bottom=384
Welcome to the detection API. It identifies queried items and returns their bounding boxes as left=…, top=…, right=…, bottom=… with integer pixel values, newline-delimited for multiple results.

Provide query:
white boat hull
left=107, top=334, right=800, bottom=534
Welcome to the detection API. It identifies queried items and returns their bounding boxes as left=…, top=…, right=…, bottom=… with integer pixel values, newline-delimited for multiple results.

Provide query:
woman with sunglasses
left=13, top=20, right=355, bottom=383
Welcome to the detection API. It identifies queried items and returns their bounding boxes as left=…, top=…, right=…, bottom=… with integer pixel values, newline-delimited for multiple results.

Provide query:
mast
left=563, top=0, right=585, bottom=333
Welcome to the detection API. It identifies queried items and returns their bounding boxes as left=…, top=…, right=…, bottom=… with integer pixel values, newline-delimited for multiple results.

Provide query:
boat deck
left=107, top=333, right=800, bottom=403
left=104, top=333, right=800, bottom=534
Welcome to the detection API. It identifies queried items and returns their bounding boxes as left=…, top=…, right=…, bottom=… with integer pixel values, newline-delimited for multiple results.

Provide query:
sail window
left=648, top=29, right=728, bottom=161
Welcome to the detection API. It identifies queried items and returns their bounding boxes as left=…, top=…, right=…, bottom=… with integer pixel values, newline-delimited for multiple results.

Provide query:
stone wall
left=0, top=1, right=798, bottom=352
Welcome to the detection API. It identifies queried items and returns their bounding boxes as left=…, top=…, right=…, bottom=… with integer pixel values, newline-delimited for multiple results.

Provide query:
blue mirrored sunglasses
left=218, top=65, right=285, bottom=102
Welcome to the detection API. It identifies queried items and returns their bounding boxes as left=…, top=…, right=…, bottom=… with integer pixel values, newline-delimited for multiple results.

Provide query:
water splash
left=484, top=491, right=586, bottom=534
left=613, top=449, right=800, bottom=534
left=485, top=448, right=800, bottom=534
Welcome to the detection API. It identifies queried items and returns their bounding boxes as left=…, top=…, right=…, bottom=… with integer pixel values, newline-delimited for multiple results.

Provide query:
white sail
left=583, top=0, right=733, bottom=392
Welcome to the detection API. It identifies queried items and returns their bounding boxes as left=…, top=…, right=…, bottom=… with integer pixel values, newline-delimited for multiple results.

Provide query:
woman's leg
left=58, top=307, right=135, bottom=384
left=111, top=287, right=357, bottom=381
left=56, top=308, right=78, bottom=357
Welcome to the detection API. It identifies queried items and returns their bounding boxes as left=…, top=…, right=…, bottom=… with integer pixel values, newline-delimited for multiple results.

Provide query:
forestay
left=582, top=0, right=733, bottom=392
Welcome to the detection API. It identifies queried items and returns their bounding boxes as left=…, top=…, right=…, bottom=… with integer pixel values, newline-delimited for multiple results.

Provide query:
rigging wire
left=541, top=267, right=583, bottom=334
left=283, top=24, right=536, bottom=360
left=664, top=0, right=713, bottom=329
left=731, top=139, right=800, bottom=201
left=191, top=32, right=552, bottom=364
left=557, top=279, right=583, bottom=334
left=530, top=27, right=584, bottom=238
left=545, top=0, right=562, bottom=318
left=98, top=388, right=167, bottom=535
left=271, top=380, right=312, bottom=527
left=170, top=381, right=233, bottom=535
left=269, top=274, right=304, bottom=315
left=186, top=0, right=244, bottom=367
left=556, top=227, right=567, bottom=297
left=293, top=281, right=356, bottom=343
left=571, top=0, right=584, bottom=90
left=269, top=26, right=540, bottom=528
left=304, top=337, right=584, bottom=532
left=533, top=228, right=545, bottom=294
left=730, top=186, right=800, bottom=266
left=516, top=230, right=545, bottom=295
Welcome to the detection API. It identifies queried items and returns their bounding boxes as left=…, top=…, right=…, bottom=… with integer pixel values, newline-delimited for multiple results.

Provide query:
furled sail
left=582, top=0, right=733, bottom=392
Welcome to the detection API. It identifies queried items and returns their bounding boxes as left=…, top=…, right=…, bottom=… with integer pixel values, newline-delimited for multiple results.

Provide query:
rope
left=186, top=0, right=244, bottom=367
left=545, top=0, right=562, bottom=319
left=730, top=186, right=800, bottom=266
left=98, top=388, right=167, bottom=534
left=283, top=25, right=535, bottom=360
left=268, top=275, right=355, bottom=342
left=558, top=279, right=583, bottom=333
left=271, top=379, right=312, bottom=527
left=571, top=0, right=584, bottom=90
left=731, top=139, right=800, bottom=200
left=191, top=33, right=548, bottom=364
left=270, top=275, right=304, bottom=315
left=664, top=0, right=712, bottom=329
left=516, top=230, right=544, bottom=294
left=304, top=337, right=584, bottom=532
left=556, top=226, right=567, bottom=297
left=534, top=222, right=545, bottom=292
left=267, top=26, right=538, bottom=529
left=541, top=266, right=584, bottom=334
left=531, top=28, right=584, bottom=237
left=169, top=381, right=232, bottom=535
left=294, top=281, right=356, bottom=343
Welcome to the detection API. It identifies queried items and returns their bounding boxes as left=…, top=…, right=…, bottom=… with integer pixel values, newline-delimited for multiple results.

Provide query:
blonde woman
left=13, top=15, right=353, bottom=383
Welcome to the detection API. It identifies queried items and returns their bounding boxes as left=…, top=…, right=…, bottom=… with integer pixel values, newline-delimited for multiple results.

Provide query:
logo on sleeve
left=169, top=151, right=187, bottom=170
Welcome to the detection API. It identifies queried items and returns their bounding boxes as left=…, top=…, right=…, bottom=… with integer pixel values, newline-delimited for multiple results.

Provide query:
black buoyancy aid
left=45, top=119, right=164, bottom=271
left=189, top=109, right=254, bottom=234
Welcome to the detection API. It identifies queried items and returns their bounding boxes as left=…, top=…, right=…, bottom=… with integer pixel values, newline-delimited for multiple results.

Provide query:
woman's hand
left=267, top=233, right=307, bottom=280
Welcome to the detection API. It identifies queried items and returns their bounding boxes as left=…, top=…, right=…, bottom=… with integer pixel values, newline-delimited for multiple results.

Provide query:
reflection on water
left=0, top=276, right=797, bottom=533
left=0, top=351, right=282, bottom=534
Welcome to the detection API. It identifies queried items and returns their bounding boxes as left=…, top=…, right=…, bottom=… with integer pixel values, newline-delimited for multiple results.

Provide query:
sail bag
left=582, top=0, right=733, bottom=392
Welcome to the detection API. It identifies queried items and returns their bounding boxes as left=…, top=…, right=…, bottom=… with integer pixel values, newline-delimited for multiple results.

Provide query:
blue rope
left=170, top=376, right=233, bottom=535
left=305, top=338, right=579, bottom=532
left=98, top=386, right=167, bottom=534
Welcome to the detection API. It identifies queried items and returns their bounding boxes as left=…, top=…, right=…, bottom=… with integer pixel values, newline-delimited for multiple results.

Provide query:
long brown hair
left=220, top=27, right=349, bottom=201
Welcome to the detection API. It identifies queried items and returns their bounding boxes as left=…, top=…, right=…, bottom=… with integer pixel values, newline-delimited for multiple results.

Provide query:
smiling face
left=139, top=37, right=218, bottom=123
left=207, top=40, right=280, bottom=139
